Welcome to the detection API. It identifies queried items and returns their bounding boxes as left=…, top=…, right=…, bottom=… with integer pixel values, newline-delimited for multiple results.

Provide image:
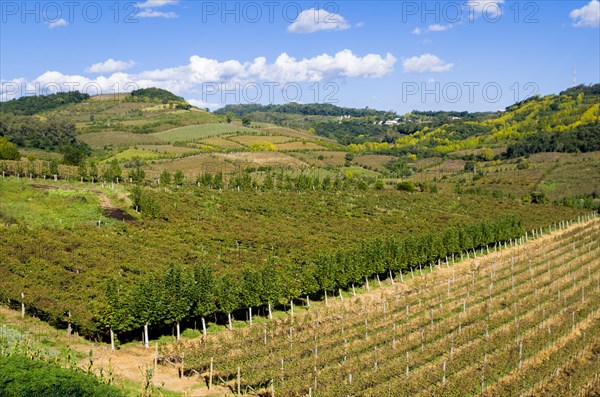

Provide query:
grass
left=275, top=141, right=325, bottom=151
left=153, top=124, right=254, bottom=143
left=79, top=132, right=164, bottom=148
left=228, top=135, right=294, bottom=145
left=0, top=178, right=108, bottom=228
left=199, top=136, right=245, bottom=150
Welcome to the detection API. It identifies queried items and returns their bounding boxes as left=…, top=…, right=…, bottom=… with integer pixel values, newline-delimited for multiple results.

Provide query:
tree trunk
left=268, top=302, right=273, bottom=320
left=202, top=317, right=207, bottom=339
left=249, top=307, right=253, bottom=326
left=324, top=291, right=328, bottom=306
left=228, top=313, right=233, bottom=331
left=110, top=328, right=115, bottom=351
left=144, top=323, right=149, bottom=349
left=290, top=300, right=294, bottom=318
left=352, top=283, right=356, bottom=297
left=21, top=292, right=25, bottom=318
left=176, top=320, right=181, bottom=341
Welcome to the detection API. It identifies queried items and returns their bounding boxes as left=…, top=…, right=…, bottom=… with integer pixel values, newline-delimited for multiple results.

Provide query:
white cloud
left=411, top=27, right=422, bottom=35
left=288, top=8, right=351, bottom=33
left=136, top=0, right=179, bottom=18
left=1, top=50, right=396, bottom=101
left=136, top=0, right=179, bottom=8
left=188, top=98, right=224, bottom=111
left=48, top=18, right=67, bottom=29
left=403, top=54, right=454, bottom=73
left=428, top=24, right=452, bottom=32
left=466, top=0, right=504, bottom=18
left=86, top=59, right=136, bottom=74
left=570, top=0, right=600, bottom=28
left=137, top=9, right=178, bottom=18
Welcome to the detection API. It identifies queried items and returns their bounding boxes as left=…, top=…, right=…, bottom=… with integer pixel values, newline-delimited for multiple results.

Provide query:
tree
left=162, top=264, right=192, bottom=341
left=132, top=276, right=165, bottom=349
left=88, top=161, right=99, bottom=181
left=240, top=269, right=262, bottom=325
left=216, top=275, right=240, bottom=331
left=225, top=112, right=234, bottom=124
left=61, top=143, right=90, bottom=166
left=0, top=137, right=20, bottom=160
left=173, top=170, right=185, bottom=186
left=160, top=170, right=171, bottom=186
left=191, top=264, right=217, bottom=339
left=77, top=160, right=88, bottom=181
left=241, top=115, right=251, bottom=127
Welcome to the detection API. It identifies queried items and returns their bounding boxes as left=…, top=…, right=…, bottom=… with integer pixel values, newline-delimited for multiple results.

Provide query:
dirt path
left=30, top=183, right=135, bottom=222
left=93, top=191, right=136, bottom=222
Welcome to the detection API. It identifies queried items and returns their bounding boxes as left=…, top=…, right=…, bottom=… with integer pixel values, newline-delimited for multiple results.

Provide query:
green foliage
left=396, top=181, right=416, bottom=192
left=129, top=88, right=185, bottom=104
left=0, top=137, right=21, bottom=160
left=159, top=170, right=171, bottom=185
left=0, top=91, right=90, bottom=115
left=241, top=115, right=251, bottom=127
left=173, top=170, right=185, bottom=186
left=505, top=122, right=600, bottom=158
left=0, top=114, right=79, bottom=151
left=61, top=143, right=91, bottom=166
left=0, top=355, right=123, bottom=397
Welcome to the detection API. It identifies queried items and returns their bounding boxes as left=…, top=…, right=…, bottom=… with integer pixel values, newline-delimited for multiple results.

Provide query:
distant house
left=384, top=118, right=400, bottom=126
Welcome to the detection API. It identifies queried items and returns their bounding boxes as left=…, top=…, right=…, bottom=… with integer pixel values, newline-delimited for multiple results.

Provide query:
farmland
left=1, top=86, right=599, bottom=396
left=162, top=217, right=600, bottom=396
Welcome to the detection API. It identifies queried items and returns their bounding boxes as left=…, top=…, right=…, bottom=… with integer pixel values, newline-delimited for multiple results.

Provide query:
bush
left=0, top=137, right=20, bottom=160
left=396, top=181, right=416, bottom=192
left=0, top=355, right=124, bottom=397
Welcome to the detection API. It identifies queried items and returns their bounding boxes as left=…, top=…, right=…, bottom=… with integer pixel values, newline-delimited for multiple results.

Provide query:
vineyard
left=160, top=216, right=600, bottom=396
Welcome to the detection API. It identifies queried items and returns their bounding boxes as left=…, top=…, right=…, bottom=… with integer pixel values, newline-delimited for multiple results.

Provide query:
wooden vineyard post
left=237, top=367, right=241, bottom=396
left=67, top=311, right=72, bottom=337
left=324, top=291, right=328, bottom=306
left=389, top=270, right=394, bottom=285
left=443, top=361, right=446, bottom=386
left=110, top=327, right=115, bottom=351
left=21, top=292, right=25, bottom=318
left=209, top=357, right=213, bottom=390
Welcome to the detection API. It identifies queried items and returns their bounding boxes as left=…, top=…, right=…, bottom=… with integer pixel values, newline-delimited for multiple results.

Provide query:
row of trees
left=0, top=91, right=89, bottom=115
left=0, top=113, right=81, bottom=152
left=505, top=122, right=600, bottom=158
left=95, top=215, right=524, bottom=346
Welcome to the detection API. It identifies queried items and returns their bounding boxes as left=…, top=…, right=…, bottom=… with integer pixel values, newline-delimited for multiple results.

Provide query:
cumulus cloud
left=411, top=27, right=422, bottom=35
left=48, top=18, right=67, bottom=28
left=403, top=54, right=454, bottom=73
left=466, top=0, right=504, bottom=18
left=86, top=59, right=136, bottom=74
left=570, top=0, right=600, bottom=28
left=136, top=0, right=179, bottom=18
left=288, top=9, right=351, bottom=33
left=136, top=0, right=179, bottom=8
left=1, top=50, right=396, bottom=100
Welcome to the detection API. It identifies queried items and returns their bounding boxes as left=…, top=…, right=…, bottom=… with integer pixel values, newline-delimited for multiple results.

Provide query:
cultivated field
left=79, top=131, right=165, bottom=147
left=162, top=217, right=600, bottom=396
left=154, top=124, right=254, bottom=143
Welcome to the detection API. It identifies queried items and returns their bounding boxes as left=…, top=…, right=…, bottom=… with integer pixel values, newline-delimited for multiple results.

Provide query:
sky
left=0, top=0, right=599, bottom=113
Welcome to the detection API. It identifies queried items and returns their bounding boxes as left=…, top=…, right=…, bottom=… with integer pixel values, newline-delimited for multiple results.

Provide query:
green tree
left=225, top=112, right=234, bottom=124
left=216, top=275, right=240, bottom=331
left=0, top=137, right=20, bottom=160
left=159, top=170, right=171, bottom=186
left=191, top=264, right=217, bottom=339
left=162, top=264, right=192, bottom=340
left=241, top=115, right=251, bottom=127
left=173, top=170, right=185, bottom=186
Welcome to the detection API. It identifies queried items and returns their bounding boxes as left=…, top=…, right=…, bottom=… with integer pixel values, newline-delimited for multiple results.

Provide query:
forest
left=0, top=91, right=90, bottom=115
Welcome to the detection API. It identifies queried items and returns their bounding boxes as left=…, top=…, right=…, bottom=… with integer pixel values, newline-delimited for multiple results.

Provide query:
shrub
left=396, top=181, right=416, bottom=192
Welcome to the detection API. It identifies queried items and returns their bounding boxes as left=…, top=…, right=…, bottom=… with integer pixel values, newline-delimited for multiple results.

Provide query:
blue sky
left=1, top=0, right=599, bottom=112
